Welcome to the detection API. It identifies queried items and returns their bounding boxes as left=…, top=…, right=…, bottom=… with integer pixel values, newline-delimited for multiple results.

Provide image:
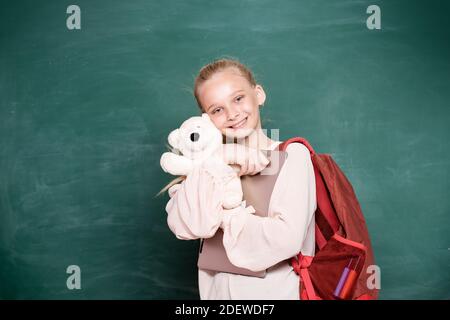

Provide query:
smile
left=229, top=117, right=247, bottom=129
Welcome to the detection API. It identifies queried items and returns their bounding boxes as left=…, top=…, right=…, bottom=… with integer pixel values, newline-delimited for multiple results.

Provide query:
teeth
left=231, top=118, right=246, bottom=128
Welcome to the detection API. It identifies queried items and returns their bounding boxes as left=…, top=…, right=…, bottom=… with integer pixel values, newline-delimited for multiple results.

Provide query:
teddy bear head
left=167, top=113, right=222, bottom=160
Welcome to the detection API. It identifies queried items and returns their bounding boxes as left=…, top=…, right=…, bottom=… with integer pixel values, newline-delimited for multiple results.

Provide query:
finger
left=251, top=159, right=263, bottom=174
left=247, top=161, right=256, bottom=176
left=256, top=153, right=271, bottom=172
left=230, top=164, right=240, bottom=174
left=244, top=153, right=251, bottom=175
left=252, top=164, right=263, bottom=175
left=239, top=156, right=249, bottom=176
left=257, top=151, right=270, bottom=166
left=239, top=163, right=247, bottom=177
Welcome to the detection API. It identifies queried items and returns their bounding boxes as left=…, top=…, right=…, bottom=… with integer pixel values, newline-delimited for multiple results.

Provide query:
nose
left=190, top=132, right=200, bottom=142
left=227, top=106, right=240, bottom=121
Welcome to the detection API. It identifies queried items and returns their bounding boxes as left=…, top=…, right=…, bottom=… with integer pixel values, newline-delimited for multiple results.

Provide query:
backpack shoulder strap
left=278, top=137, right=316, bottom=157
left=279, top=136, right=342, bottom=246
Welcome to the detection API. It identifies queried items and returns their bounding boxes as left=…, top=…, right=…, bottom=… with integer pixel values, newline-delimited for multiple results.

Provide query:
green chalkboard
left=0, top=0, right=449, bottom=299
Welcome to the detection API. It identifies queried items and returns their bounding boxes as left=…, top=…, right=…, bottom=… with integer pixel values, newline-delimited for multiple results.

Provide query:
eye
left=212, top=107, right=223, bottom=114
left=235, top=95, right=244, bottom=102
left=190, top=132, right=200, bottom=142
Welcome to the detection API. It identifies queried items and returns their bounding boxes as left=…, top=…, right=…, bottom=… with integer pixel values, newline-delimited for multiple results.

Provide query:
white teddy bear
left=160, top=113, right=244, bottom=209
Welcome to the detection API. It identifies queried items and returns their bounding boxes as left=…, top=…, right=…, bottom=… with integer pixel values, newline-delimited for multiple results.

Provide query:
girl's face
left=197, top=68, right=266, bottom=139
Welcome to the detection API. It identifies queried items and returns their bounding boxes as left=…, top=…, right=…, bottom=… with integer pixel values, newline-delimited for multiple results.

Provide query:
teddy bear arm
left=160, top=152, right=193, bottom=176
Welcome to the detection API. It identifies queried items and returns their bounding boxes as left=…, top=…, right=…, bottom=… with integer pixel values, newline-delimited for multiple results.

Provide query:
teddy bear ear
left=201, top=113, right=211, bottom=121
left=167, top=129, right=180, bottom=149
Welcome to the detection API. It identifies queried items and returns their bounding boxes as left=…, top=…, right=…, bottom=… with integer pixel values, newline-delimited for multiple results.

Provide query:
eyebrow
left=206, top=90, right=245, bottom=112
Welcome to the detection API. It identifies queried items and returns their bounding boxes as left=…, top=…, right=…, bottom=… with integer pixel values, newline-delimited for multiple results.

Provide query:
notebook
left=197, top=147, right=288, bottom=278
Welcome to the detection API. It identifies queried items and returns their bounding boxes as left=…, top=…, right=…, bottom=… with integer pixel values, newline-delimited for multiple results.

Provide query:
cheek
left=243, top=100, right=258, bottom=114
left=245, top=106, right=258, bottom=120
left=210, top=116, right=226, bottom=129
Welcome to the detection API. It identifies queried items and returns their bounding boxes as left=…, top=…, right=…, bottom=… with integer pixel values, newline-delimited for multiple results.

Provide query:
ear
left=201, top=113, right=211, bottom=122
left=255, top=84, right=266, bottom=106
left=167, top=129, right=180, bottom=149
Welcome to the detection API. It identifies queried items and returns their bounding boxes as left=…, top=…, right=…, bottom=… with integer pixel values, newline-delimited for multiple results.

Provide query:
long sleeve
left=220, top=143, right=317, bottom=272
left=165, top=159, right=232, bottom=240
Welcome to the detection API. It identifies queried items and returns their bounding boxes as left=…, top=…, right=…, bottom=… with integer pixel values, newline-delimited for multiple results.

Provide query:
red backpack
left=278, top=137, right=379, bottom=300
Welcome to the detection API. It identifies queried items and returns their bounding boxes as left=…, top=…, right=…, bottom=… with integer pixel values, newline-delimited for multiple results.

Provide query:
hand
left=220, top=202, right=256, bottom=231
left=222, top=201, right=256, bottom=215
left=222, top=144, right=270, bottom=177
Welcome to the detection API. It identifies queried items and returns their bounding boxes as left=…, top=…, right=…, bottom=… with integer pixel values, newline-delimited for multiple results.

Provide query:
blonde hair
left=156, top=58, right=258, bottom=198
left=155, top=175, right=186, bottom=198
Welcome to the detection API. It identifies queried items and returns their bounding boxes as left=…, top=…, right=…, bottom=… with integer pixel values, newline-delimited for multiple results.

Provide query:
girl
left=163, top=58, right=316, bottom=299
